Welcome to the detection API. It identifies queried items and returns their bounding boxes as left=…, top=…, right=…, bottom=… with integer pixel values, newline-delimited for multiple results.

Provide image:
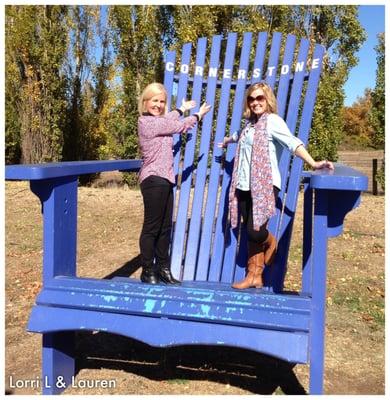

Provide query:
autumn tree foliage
left=341, top=89, right=375, bottom=150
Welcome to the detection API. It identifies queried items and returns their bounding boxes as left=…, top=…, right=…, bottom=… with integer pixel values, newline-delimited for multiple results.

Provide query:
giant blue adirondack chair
left=5, top=31, right=368, bottom=394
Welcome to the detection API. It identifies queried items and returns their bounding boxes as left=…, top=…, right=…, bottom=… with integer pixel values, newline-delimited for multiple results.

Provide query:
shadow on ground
left=74, top=331, right=306, bottom=395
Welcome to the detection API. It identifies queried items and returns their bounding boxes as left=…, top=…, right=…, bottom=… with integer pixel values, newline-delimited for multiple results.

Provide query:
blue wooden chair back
left=164, top=32, right=324, bottom=292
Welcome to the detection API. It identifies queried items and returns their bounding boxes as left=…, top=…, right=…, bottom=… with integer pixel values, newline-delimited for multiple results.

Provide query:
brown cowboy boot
left=263, top=232, right=277, bottom=266
left=232, top=241, right=265, bottom=289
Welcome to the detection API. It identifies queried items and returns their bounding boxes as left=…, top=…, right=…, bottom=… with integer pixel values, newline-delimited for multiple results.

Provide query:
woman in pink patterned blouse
left=138, top=82, right=211, bottom=285
left=219, top=82, right=333, bottom=289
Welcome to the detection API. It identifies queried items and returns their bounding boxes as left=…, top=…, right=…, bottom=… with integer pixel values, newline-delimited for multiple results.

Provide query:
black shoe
left=157, top=266, right=181, bottom=285
left=140, top=267, right=159, bottom=284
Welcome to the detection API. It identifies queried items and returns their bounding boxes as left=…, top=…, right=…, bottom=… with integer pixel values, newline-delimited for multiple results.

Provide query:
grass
left=5, top=183, right=385, bottom=395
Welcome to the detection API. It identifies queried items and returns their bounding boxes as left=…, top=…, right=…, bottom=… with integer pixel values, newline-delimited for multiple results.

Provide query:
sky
left=343, top=5, right=385, bottom=106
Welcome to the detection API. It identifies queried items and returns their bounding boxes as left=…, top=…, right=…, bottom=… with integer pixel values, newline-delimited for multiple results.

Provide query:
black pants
left=237, top=187, right=279, bottom=244
left=139, top=175, right=173, bottom=268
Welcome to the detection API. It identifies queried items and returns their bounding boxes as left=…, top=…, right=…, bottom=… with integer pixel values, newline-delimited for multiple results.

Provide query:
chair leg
left=42, top=331, right=75, bottom=394
left=309, top=354, right=324, bottom=394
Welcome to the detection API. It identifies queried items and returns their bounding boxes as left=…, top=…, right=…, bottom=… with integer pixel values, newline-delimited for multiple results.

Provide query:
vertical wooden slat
left=196, top=32, right=237, bottom=281
left=276, top=34, right=297, bottom=118
left=264, top=38, right=310, bottom=288
left=163, top=50, right=176, bottom=111
left=265, top=32, right=282, bottom=88
left=173, top=43, right=192, bottom=182
left=170, top=38, right=207, bottom=279
left=183, top=35, right=222, bottom=280
left=250, top=32, right=268, bottom=85
left=271, top=44, right=325, bottom=292
left=267, top=38, right=309, bottom=236
left=210, top=31, right=253, bottom=282
left=232, top=31, right=269, bottom=284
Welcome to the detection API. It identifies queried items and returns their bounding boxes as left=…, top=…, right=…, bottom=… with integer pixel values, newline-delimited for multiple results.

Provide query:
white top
left=233, top=113, right=304, bottom=190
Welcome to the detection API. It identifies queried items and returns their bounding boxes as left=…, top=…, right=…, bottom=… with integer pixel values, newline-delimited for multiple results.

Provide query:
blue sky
left=343, top=5, right=385, bottom=106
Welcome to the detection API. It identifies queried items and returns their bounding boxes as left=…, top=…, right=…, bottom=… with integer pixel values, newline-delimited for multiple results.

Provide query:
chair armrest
left=5, top=159, right=142, bottom=181
left=302, top=163, right=368, bottom=191
left=302, top=163, right=368, bottom=238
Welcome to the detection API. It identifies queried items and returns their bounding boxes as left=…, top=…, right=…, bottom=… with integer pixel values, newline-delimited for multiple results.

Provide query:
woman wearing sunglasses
left=219, top=82, right=334, bottom=290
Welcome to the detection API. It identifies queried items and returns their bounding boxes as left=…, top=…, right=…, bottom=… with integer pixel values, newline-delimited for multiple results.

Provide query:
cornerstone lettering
left=165, top=59, right=320, bottom=78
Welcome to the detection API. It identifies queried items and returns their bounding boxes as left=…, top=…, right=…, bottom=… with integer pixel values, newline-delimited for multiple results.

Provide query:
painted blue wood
left=264, top=38, right=311, bottom=287
left=304, top=163, right=368, bottom=191
left=309, top=188, right=328, bottom=394
left=5, top=31, right=369, bottom=395
left=29, top=306, right=309, bottom=364
left=34, top=279, right=311, bottom=332
left=275, top=34, right=297, bottom=117
left=302, top=182, right=313, bottom=294
left=210, top=32, right=253, bottom=282
left=267, top=38, right=310, bottom=237
left=5, top=159, right=141, bottom=180
left=30, top=177, right=78, bottom=285
left=172, top=42, right=192, bottom=182
left=250, top=32, right=268, bottom=85
left=170, top=37, right=207, bottom=279
left=163, top=49, right=176, bottom=111
left=265, top=32, right=282, bottom=88
left=42, top=332, right=75, bottom=394
left=270, top=43, right=326, bottom=293
left=196, top=32, right=237, bottom=281
left=183, top=35, right=222, bottom=280
left=230, top=31, right=269, bottom=285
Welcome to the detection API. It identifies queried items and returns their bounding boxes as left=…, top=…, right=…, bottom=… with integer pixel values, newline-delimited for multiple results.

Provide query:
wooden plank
left=35, top=280, right=311, bottom=332
left=196, top=32, right=238, bottom=281
left=29, top=306, right=310, bottom=364
left=265, top=32, right=282, bottom=88
left=210, top=31, right=253, bottom=282
left=30, top=178, right=78, bottom=285
left=250, top=31, right=268, bottom=85
left=170, top=37, right=207, bottom=279
left=183, top=35, right=222, bottom=280
left=267, top=38, right=309, bottom=238
left=5, top=159, right=141, bottom=180
left=276, top=34, right=297, bottom=119
left=172, top=42, right=192, bottom=183
left=46, top=277, right=311, bottom=311
left=232, top=31, right=269, bottom=284
left=271, top=43, right=325, bottom=292
left=163, top=49, right=176, bottom=110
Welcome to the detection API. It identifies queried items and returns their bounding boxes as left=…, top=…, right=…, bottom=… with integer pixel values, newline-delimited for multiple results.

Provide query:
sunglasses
left=247, top=95, right=266, bottom=103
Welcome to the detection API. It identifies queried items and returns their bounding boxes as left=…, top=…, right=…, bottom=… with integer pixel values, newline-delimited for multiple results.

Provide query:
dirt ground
left=4, top=177, right=385, bottom=395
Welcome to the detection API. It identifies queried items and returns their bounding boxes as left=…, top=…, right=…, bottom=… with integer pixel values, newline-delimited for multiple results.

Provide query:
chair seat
left=31, top=276, right=311, bottom=333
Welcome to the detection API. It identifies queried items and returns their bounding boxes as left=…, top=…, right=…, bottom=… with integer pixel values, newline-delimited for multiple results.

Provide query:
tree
left=369, top=32, right=385, bottom=150
left=62, top=5, right=100, bottom=162
left=369, top=32, right=385, bottom=191
left=5, top=5, right=68, bottom=163
left=340, top=89, right=375, bottom=150
left=108, top=6, right=167, bottom=161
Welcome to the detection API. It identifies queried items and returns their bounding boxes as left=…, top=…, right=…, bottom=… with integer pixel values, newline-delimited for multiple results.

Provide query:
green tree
left=168, top=6, right=366, bottom=162
left=62, top=5, right=100, bottom=162
left=369, top=32, right=385, bottom=191
left=301, top=6, right=366, bottom=161
left=369, top=32, right=385, bottom=149
left=108, top=6, right=168, bottom=161
left=5, top=5, right=68, bottom=163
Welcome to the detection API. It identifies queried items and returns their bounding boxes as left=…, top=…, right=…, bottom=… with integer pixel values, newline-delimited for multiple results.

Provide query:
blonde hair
left=243, top=82, right=278, bottom=119
left=138, top=82, right=168, bottom=116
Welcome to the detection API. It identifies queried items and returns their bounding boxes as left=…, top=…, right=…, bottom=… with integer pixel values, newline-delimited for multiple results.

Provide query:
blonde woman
left=219, top=82, right=333, bottom=289
left=138, top=82, right=211, bottom=284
